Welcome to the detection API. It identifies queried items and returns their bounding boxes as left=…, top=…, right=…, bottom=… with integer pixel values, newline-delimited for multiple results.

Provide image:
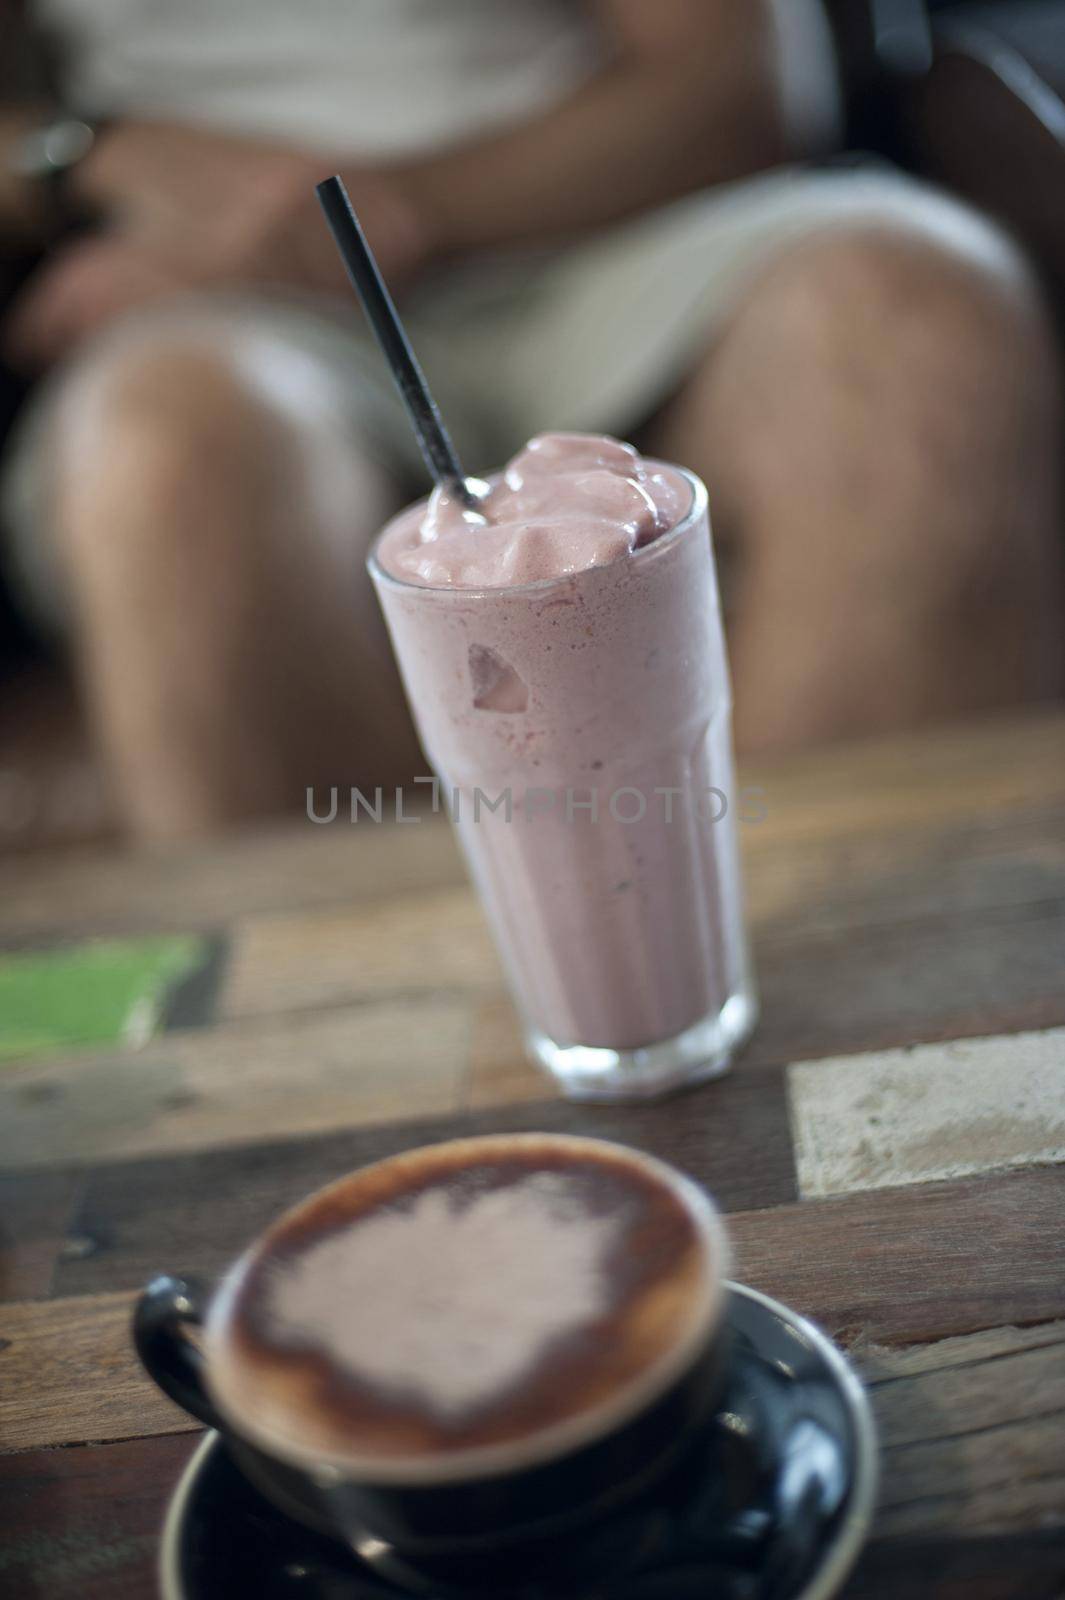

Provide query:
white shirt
left=35, top=0, right=602, bottom=157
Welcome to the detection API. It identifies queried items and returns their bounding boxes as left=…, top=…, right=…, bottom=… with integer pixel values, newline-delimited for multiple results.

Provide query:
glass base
left=525, top=988, right=758, bottom=1103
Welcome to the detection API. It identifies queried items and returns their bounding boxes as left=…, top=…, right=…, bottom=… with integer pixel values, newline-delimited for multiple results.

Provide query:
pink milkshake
left=370, top=434, right=755, bottom=1100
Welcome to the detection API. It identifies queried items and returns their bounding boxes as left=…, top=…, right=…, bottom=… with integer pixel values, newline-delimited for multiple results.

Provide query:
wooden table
left=2, top=710, right=1064, bottom=1598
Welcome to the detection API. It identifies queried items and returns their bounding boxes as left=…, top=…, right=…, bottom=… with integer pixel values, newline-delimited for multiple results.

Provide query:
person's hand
left=3, top=122, right=430, bottom=368
left=73, top=122, right=430, bottom=293
left=3, top=234, right=197, bottom=367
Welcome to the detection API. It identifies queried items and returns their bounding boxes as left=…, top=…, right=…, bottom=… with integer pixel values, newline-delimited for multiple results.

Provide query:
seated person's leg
left=40, top=307, right=419, bottom=840
left=646, top=197, right=1063, bottom=753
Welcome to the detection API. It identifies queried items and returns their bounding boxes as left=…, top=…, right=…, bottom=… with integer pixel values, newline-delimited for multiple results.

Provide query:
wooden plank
left=466, top=991, right=544, bottom=1109
left=1, top=1450, right=1060, bottom=1600
left=878, top=1422, right=1064, bottom=1538
left=0, top=1292, right=195, bottom=1450
left=3, top=708, right=1062, bottom=942
left=462, top=961, right=1058, bottom=1120
left=50, top=1075, right=796, bottom=1299
left=220, top=812, right=1065, bottom=1062
left=747, top=899, right=1065, bottom=1068
left=847, top=1533, right=1065, bottom=1599
left=869, top=1324, right=1061, bottom=1452
left=0, top=708, right=1061, bottom=1596
left=0, top=1433, right=194, bottom=1600
left=0, top=995, right=473, bottom=1170
left=735, top=708, right=1065, bottom=849
left=728, top=1168, right=1065, bottom=1348
left=2, top=1317, right=1061, bottom=1558
left=0, top=1170, right=82, bottom=1301
left=454, top=819, right=1065, bottom=1101
left=221, top=886, right=501, bottom=1020
left=225, top=806, right=1065, bottom=1026
left=743, top=804, right=1065, bottom=944
left=869, top=1322, right=1065, bottom=1536
left=6, top=880, right=1061, bottom=1174
left=788, top=1027, right=1065, bottom=1198
left=861, top=1319, right=1065, bottom=1381
left=0, top=809, right=464, bottom=944
left=0, top=1321, right=1060, bottom=1587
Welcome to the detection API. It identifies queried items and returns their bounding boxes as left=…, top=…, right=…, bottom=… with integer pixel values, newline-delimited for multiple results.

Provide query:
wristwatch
left=9, top=114, right=102, bottom=222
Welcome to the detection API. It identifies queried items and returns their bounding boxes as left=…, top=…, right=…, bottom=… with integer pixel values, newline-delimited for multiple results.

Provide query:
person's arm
left=388, top=0, right=839, bottom=259
left=4, top=0, right=841, bottom=365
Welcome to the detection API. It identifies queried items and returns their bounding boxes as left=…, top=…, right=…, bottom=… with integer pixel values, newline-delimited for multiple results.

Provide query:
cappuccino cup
left=135, top=1133, right=731, bottom=1580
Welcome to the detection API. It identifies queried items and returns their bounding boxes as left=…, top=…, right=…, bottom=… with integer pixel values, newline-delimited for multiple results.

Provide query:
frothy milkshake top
left=376, top=433, right=690, bottom=589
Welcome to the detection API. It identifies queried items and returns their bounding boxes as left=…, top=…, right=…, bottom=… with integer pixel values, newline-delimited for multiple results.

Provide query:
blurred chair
left=827, top=0, right=1065, bottom=309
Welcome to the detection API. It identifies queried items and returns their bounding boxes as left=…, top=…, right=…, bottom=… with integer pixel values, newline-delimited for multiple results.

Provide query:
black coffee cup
left=134, top=1134, right=731, bottom=1581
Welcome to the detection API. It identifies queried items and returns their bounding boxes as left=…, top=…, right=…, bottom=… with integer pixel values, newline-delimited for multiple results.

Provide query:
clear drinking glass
left=368, top=466, right=756, bottom=1100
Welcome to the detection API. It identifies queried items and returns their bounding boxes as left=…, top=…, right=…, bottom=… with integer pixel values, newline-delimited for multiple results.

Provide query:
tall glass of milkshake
left=369, top=434, right=756, bottom=1100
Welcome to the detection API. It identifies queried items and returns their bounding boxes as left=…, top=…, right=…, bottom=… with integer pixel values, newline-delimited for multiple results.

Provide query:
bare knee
left=59, top=323, right=258, bottom=440
left=683, top=196, right=1055, bottom=480
left=51, top=310, right=395, bottom=571
left=53, top=326, right=282, bottom=562
left=727, top=189, right=1053, bottom=404
left=716, top=205, right=1059, bottom=592
left=757, top=210, right=1051, bottom=386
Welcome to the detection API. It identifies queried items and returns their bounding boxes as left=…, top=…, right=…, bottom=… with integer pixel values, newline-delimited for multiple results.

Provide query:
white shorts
left=0, top=163, right=1010, bottom=633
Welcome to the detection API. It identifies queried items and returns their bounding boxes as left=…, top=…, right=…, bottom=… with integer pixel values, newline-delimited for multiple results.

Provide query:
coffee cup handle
left=133, top=1273, right=226, bottom=1431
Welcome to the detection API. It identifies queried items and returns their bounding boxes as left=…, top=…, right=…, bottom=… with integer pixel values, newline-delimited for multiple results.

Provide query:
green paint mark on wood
left=0, top=936, right=208, bottom=1061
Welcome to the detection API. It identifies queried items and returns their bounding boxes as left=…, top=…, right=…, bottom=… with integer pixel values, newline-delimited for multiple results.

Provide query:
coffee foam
left=204, top=1135, right=725, bottom=1483
left=266, top=1171, right=622, bottom=1422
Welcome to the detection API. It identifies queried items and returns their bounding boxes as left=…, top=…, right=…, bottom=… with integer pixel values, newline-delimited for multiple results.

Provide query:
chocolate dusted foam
left=204, top=1134, right=726, bottom=1484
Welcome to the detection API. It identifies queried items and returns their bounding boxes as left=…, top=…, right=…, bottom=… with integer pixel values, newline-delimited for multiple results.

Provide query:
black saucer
left=161, top=1283, right=876, bottom=1600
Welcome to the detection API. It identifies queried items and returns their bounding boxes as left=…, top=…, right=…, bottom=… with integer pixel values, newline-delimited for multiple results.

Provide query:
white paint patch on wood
left=788, top=1027, right=1065, bottom=1198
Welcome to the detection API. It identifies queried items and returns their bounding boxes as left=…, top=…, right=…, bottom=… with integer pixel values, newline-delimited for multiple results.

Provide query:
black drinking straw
left=316, top=175, right=479, bottom=507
